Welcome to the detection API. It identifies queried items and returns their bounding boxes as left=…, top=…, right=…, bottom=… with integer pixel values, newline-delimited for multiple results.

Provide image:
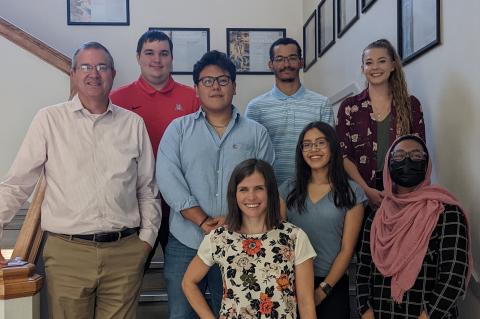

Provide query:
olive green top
left=376, top=113, right=391, bottom=171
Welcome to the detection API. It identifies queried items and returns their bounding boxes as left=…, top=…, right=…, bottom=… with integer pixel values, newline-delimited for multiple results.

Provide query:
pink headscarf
left=370, top=135, right=473, bottom=303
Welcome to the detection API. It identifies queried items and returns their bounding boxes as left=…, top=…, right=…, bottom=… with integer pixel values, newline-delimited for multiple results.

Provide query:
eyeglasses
left=390, top=150, right=427, bottom=162
left=77, top=64, right=111, bottom=73
left=272, top=55, right=300, bottom=64
left=301, top=139, right=328, bottom=152
left=198, top=75, right=231, bottom=87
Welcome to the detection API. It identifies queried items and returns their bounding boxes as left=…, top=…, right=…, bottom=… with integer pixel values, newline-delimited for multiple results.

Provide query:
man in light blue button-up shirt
left=246, top=37, right=334, bottom=185
left=156, top=50, right=274, bottom=319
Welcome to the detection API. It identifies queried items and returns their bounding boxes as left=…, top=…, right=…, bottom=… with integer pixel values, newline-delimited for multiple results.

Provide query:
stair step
left=139, top=289, right=169, bottom=302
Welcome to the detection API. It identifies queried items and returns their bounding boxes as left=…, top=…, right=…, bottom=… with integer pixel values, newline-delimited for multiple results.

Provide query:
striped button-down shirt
left=245, top=84, right=333, bottom=184
left=0, top=95, right=161, bottom=247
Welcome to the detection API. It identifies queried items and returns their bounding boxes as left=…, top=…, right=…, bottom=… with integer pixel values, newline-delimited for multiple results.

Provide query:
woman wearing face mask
left=356, top=135, right=473, bottom=319
left=336, top=39, right=425, bottom=210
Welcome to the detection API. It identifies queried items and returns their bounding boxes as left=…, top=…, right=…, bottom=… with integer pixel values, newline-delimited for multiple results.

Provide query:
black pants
left=314, top=275, right=350, bottom=319
left=144, top=199, right=170, bottom=271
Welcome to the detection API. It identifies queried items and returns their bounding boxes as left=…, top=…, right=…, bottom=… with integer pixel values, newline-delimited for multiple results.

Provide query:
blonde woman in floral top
left=182, top=159, right=317, bottom=319
left=336, top=39, right=425, bottom=209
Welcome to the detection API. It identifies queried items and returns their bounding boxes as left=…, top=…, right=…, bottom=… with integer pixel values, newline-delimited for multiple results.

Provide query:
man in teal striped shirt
left=246, top=37, right=334, bottom=184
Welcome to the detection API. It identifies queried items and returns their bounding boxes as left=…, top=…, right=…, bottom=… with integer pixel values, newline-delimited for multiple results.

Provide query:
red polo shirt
left=110, top=76, right=200, bottom=157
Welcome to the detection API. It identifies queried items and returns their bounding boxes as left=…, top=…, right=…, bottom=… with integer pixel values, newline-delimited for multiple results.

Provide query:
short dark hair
left=287, top=121, right=356, bottom=213
left=225, top=159, right=281, bottom=232
left=269, top=37, right=302, bottom=61
left=71, top=42, right=115, bottom=70
left=193, top=50, right=236, bottom=84
left=136, top=30, right=173, bottom=55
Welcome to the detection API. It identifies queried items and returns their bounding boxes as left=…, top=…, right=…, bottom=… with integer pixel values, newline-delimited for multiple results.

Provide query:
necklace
left=207, top=117, right=230, bottom=129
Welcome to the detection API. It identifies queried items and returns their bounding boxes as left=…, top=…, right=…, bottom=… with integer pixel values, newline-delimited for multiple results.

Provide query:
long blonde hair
left=362, top=39, right=411, bottom=135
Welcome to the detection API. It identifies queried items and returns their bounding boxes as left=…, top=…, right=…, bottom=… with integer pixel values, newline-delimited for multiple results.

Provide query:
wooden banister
left=0, top=15, right=75, bottom=98
left=11, top=176, right=46, bottom=264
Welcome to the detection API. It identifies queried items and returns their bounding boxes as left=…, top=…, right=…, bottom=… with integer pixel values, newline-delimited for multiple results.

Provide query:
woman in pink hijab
left=356, top=135, right=472, bottom=319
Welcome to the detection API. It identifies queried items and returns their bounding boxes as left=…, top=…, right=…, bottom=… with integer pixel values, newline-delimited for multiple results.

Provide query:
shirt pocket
left=231, top=143, right=255, bottom=161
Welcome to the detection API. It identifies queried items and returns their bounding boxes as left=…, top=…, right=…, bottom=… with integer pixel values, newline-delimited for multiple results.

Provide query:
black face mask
left=389, top=158, right=427, bottom=187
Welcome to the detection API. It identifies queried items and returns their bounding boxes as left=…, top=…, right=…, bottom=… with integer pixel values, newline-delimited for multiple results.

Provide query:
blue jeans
left=164, top=234, right=223, bottom=319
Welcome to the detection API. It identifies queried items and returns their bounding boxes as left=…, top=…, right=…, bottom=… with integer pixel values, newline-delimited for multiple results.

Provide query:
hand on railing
left=0, top=252, right=7, bottom=267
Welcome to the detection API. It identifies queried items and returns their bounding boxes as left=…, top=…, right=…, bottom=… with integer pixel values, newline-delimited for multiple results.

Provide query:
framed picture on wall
left=226, top=28, right=286, bottom=74
left=337, top=0, right=358, bottom=37
left=303, top=10, right=317, bottom=72
left=67, top=0, right=130, bottom=25
left=361, top=0, right=377, bottom=13
left=318, top=0, right=335, bottom=57
left=149, top=28, right=210, bottom=74
left=398, top=0, right=440, bottom=65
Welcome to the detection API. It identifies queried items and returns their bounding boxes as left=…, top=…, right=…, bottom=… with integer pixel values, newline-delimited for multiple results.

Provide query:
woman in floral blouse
left=336, top=39, right=425, bottom=209
left=182, top=159, right=317, bottom=318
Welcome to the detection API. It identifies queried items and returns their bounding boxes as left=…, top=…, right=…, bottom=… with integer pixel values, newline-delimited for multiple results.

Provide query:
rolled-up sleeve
left=136, top=119, right=162, bottom=247
left=156, top=121, right=199, bottom=213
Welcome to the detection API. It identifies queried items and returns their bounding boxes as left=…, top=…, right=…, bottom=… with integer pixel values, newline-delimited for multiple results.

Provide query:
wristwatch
left=319, top=281, right=332, bottom=296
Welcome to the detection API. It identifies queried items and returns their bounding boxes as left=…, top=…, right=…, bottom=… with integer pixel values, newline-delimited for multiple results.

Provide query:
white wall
left=0, top=0, right=303, bottom=112
left=0, top=36, right=70, bottom=178
left=301, top=0, right=480, bottom=317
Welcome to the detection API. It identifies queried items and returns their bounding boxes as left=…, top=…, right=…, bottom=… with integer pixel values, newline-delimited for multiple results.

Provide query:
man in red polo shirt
left=110, top=30, right=199, bottom=269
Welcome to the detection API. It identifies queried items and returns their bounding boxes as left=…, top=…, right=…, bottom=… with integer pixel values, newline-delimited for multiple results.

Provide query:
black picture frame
left=318, top=0, right=336, bottom=57
left=397, top=0, right=441, bottom=65
left=361, top=0, right=377, bottom=13
left=337, top=0, right=359, bottom=38
left=149, top=27, right=210, bottom=74
left=67, top=0, right=130, bottom=26
left=303, top=10, right=317, bottom=72
left=226, top=28, right=286, bottom=74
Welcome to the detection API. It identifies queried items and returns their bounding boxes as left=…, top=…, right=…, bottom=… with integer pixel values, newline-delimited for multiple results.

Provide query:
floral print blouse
left=336, top=89, right=426, bottom=188
left=198, top=222, right=316, bottom=319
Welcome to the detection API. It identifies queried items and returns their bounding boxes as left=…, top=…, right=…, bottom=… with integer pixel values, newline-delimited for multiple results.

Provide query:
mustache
left=279, top=67, right=296, bottom=72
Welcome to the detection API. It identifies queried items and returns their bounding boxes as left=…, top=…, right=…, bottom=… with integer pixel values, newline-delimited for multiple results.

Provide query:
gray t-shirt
left=279, top=179, right=367, bottom=277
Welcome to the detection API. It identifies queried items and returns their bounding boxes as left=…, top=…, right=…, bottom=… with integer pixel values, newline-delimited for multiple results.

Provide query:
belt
left=56, top=228, right=138, bottom=243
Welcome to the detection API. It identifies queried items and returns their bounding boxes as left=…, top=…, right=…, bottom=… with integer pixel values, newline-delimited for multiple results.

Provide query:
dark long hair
left=225, top=159, right=281, bottom=232
left=286, top=122, right=356, bottom=213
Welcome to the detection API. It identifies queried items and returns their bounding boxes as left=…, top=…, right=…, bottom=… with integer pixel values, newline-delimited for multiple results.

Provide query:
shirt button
left=215, top=193, right=219, bottom=197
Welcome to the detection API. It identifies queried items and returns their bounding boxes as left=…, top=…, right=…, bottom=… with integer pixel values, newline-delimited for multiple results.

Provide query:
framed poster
left=303, top=10, right=317, bottom=71
left=67, top=0, right=129, bottom=25
left=149, top=28, right=210, bottom=74
left=337, top=0, right=358, bottom=38
left=318, top=0, right=336, bottom=57
left=361, top=0, right=377, bottom=13
left=398, top=0, right=440, bottom=65
left=226, top=28, right=286, bottom=74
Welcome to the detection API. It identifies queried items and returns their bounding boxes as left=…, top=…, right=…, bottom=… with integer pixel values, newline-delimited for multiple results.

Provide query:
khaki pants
left=43, top=233, right=148, bottom=319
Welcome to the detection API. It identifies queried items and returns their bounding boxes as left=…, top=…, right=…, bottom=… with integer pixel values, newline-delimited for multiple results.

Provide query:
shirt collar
left=357, top=88, right=370, bottom=101
left=137, top=75, right=175, bottom=95
left=271, top=83, right=306, bottom=100
left=69, top=94, right=115, bottom=116
left=194, top=105, right=240, bottom=122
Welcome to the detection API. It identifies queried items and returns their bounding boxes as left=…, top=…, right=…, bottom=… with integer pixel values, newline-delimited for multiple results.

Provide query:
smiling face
left=71, top=48, right=115, bottom=103
left=362, top=47, right=395, bottom=87
left=195, top=64, right=236, bottom=113
left=137, top=40, right=172, bottom=88
left=268, top=44, right=303, bottom=83
left=236, top=171, right=268, bottom=221
left=301, top=128, right=331, bottom=172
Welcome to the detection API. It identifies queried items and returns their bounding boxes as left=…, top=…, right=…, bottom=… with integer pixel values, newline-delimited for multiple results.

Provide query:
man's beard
left=275, top=67, right=297, bottom=82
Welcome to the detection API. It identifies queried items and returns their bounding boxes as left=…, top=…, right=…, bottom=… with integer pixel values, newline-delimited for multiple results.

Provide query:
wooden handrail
left=0, top=15, right=75, bottom=98
left=11, top=175, right=46, bottom=264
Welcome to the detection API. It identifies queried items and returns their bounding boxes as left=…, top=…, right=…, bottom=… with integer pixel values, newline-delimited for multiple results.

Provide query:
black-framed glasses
left=77, top=64, right=111, bottom=73
left=272, top=54, right=300, bottom=64
left=301, top=139, right=328, bottom=152
left=198, top=75, right=231, bottom=87
left=390, top=150, right=427, bottom=162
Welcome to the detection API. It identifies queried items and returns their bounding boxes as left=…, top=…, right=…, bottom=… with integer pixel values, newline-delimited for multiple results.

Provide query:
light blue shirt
left=279, top=179, right=367, bottom=277
left=246, top=84, right=334, bottom=184
left=156, top=106, right=274, bottom=249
